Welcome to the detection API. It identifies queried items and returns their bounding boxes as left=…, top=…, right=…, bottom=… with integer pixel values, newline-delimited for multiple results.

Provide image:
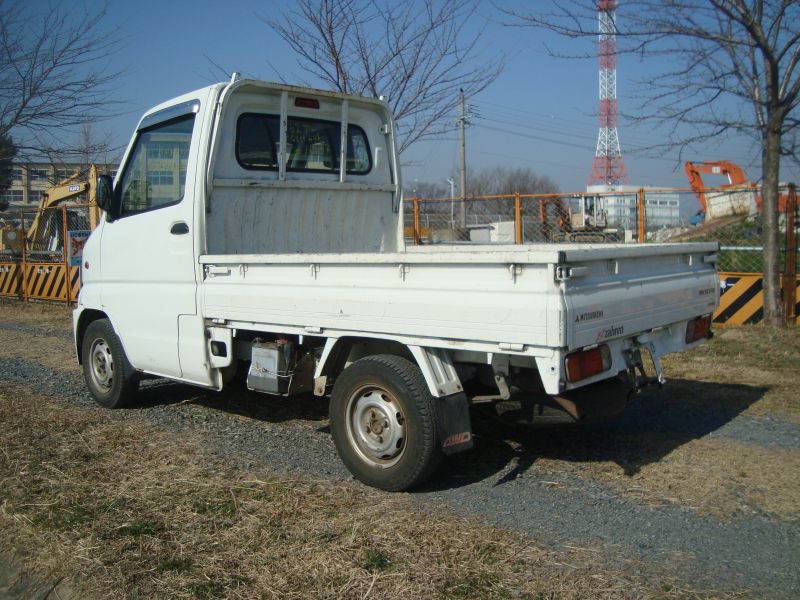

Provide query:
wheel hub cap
left=348, top=387, right=406, bottom=467
left=90, top=339, right=114, bottom=390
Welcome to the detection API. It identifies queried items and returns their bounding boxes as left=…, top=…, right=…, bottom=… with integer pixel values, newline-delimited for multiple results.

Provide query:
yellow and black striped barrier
left=68, top=266, right=80, bottom=301
left=0, top=262, right=80, bottom=303
left=24, top=263, right=70, bottom=302
left=715, top=272, right=800, bottom=326
left=0, top=262, right=21, bottom=297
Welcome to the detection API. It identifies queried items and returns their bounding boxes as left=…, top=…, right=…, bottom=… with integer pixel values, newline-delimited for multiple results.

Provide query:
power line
left=478, top=115, right=598, bottom=143
left=471, top=100, right=759, bottom=160
left=473, top=123, right=597, bottom=152
left=472, top=118, right=757, bottom=165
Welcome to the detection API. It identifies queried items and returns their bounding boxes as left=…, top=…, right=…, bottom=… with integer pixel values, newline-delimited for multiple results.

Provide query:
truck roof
left=136, top=78, right=392, bottom=131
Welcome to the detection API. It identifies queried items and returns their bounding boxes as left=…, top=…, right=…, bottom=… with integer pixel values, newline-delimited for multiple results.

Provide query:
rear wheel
left=330, top=354, right=442, bottom=491
left=82, top=319, right=139, bottom=408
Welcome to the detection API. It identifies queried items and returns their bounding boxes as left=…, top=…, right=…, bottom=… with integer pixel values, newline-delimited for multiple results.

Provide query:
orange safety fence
left=1, top=203, right=93, bottom=305
left=1, top=187, right=797, bottom=326
left=0, top=263, right=81, bottom=303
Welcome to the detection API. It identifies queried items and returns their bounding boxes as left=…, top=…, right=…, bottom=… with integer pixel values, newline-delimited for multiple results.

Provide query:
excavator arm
left=684, top=160, right=749, bottom=214
left=25, top=165, right=101, bottom=248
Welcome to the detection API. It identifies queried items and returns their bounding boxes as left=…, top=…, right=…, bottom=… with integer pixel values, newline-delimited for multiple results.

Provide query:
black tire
left=329, top=354, right=442, bottom=491
left=81, top=319, right=139, bottom=409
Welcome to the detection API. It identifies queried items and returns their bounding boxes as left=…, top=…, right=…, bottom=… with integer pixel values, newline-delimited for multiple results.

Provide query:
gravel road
left=2, top=319, right=798, bottom=598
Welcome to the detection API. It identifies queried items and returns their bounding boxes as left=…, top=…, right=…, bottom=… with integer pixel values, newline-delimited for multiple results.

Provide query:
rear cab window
left=236, top=113, right=371, bottom=175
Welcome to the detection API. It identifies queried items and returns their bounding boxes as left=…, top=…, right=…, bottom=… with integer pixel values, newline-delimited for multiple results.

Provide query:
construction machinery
left=1, top=165, right=102, bottom=255
left=550, top=194, right=620, bottom=242
left=685, top=160, right=788, bottom=222
left=404, top=192, right=623, bottom=244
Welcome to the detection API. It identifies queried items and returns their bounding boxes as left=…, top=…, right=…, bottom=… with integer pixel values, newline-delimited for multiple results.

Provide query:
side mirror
left=96, top=174, right=122, bottom=222
left=96, top=174, right=113, bottom=213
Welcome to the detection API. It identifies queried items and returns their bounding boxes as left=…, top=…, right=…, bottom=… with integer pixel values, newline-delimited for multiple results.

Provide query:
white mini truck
left=73, top=79, right=719, bottom=491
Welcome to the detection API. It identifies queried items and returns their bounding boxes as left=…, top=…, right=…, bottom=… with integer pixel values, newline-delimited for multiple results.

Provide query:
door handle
left=170, top=221, right=189, bottom=235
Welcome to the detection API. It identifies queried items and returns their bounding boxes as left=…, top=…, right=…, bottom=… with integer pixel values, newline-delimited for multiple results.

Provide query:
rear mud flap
left=435, top=393, right=473, bottom=455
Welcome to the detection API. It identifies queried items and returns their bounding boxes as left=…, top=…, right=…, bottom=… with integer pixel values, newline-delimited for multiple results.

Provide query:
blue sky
left=36, top=0, right=798, bottom=197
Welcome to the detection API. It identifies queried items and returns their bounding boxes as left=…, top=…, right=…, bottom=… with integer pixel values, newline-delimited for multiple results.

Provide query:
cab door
left=100, top=104, right=200, bottom=379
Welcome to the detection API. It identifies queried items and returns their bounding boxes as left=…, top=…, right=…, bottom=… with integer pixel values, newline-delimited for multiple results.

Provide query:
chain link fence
left=404, top=191, right=641, bottom=246
left=1, top=185, right=796, bottom=308
left=1, top=203, right=97, bottom=303
left=652, top=185, right=798, bottom=275
left=405, top=184, right=797, bottom=275
left=1, top=204, right=95, bottom=261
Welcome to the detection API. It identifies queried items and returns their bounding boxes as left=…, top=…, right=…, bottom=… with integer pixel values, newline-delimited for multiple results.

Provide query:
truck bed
left=199, top=242, right=719, bottom=357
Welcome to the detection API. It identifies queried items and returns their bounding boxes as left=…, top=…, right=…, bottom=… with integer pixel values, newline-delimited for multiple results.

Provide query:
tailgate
left=560, top=243, right=719, bottom=350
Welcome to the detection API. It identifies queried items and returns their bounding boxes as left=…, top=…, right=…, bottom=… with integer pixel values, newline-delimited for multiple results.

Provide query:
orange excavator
left=685, top=160, right=787, bottom=223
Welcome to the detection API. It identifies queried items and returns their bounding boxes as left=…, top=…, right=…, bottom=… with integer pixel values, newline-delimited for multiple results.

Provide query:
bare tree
left=267, top=0, right=505, bottom=153
left=0, top=0, right=122, bottom=160
left=407, top=167, right=559, bottom=199
left=37, top=123, right=116, bottom=188
left=463, top=166, right=561, bottom=221
left=467, top=166, right=560, bottom=197
left=505, top=1, right=799, bottom=327
left=0, top=132, right=15, bottom=210
left=406, top=179, right=449, bottom=199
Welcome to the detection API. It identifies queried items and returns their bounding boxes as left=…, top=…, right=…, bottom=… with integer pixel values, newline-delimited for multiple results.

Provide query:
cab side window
left=118, top=114, right=195, bottom=215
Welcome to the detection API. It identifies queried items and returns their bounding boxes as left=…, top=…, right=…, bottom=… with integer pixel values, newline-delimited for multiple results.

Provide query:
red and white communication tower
left=588, top=0, right=629, bottom=186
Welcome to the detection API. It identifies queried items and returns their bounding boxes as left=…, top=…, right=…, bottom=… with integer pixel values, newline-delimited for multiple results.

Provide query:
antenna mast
left=588, top=0, right=629, bottom=186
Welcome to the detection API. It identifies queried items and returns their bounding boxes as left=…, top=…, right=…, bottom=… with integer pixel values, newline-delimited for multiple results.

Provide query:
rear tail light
left=685, top=315, right=712, bottom=343
left=565, top=344, right=612, bottom=382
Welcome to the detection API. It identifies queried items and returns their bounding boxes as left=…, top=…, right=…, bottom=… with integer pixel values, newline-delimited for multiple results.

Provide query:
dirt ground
left=495, top=326, right=800, bottom=521
left=1, top=298, right=798, bottom=598
left=0, top=299, right=73, bottom=333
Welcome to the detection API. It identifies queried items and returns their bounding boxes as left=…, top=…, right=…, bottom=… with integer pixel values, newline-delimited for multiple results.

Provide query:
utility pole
left=459, top=88, right=467, bottom=228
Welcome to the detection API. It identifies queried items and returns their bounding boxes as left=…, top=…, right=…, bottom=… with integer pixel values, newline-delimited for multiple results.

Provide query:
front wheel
left=329, top=355, right=442, bottom=491
left=82, top=319, right=139, bottom=409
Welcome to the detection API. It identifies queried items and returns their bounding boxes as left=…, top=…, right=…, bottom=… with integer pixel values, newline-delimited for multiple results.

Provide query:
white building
left=587, top=184, right=681, bottom=231
left=2, top=162, right=118, bottom=210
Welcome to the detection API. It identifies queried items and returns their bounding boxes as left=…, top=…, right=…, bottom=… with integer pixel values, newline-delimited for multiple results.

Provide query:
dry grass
left=620, top=437, right=800, bottom=520
left=663, top=326, right=800, bottom=423
left=0, top=383, right=705, bottom=600
left=0, top=329, right=77, bottom=373
left=512, top=325, right=800, bottom=521
left=524, top=437, right=800, bottom=521
left=0, top=298, right=73, bottom=334
left=0, top=297, right=798, bottom=594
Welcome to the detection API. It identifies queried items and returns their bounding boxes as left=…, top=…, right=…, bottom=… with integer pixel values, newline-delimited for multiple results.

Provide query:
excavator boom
left=684, top=159, right=788, bottom=220
left=1, top=165, right=102, bottom=254
left=684, top=160, right=749, bottom=214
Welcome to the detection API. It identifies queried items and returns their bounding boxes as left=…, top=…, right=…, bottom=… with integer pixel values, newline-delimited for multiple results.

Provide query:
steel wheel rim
left=89, top=337, right=114, bottom=391
left=345, top=384, right=406, bottom=468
